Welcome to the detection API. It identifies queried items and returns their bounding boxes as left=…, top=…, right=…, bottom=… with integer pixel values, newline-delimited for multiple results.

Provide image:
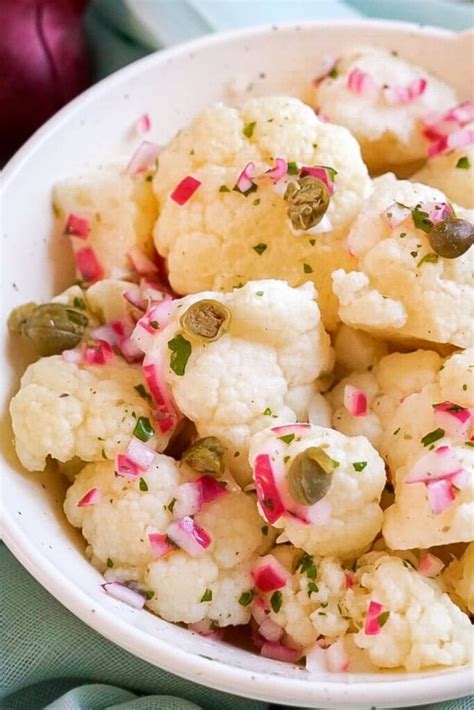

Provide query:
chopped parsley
left=200, top=589, right=213, bottom=602
left=463, top=384, right=468, bottom=391
left=261, top=525, right=269, bottom=536
left=411, top=204, right=433, bottom=234
left=421, top=428, right=445, bottom=447
left=253, top=198, right=261, bottom=206
left=149, top=320, right=159, bottom=329
left=329, top=67, right=339, bottom=79
left=243, top=121, right=256, bottom=138
left=253, top=243, right=267, bottom=255
left=303, top=263, right=313, bottom=274
left=144, top=589, right=155, bottom=600
left=378, top=610, right=390, bottom=627
left=219, top=185, right=231, bottom=192
left=168, top=334, right=192, bottom=376
left=287, top=161, right=299, bottom=175
left=465, top=441, right=474, bottom=448
left=393, top=427, right=400, bottom=436
left=353, top=461, right=367, bottom=472
left=399, top=232, right=407, bottom=239
left=279, top=433, right=295, bottom=445
left=73, top=297, right=86, bottom=310
left=133, top=416, right=155, bottom=442
left=139, top=477, right=148, bottom=492
left=263, top=407, right=273, bottom=416
left=309, top=238, right=316, bottom=246
left=410, top=250, right=418, bottom=258
left=402, top=559, right=416, bottom=569
left=106, top=558, right=113, bottom=568
left=167, top=497, right=177, bottom=513
left=101, top=449, right=107, bottom=459
left=456, top=156, right=470, bottom=169
left=233, top=182, right=257, bottom=197
left=296, top=553, right=317, bottom=580
left=270, top=590, right=283, bottom=613
left=283, top=455, right=290, bottom=464
left=307, top=581, right=319, bottom=597
left=417, top=252, right=439, bottom=267
left=134, top=384, right=151, bottom=402
left=239, top=588, right=256, bottom=606
left=256, top=291, right=264, bottom=296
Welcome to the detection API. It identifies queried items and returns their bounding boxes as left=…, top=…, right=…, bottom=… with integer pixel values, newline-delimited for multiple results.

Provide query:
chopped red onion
left=172, top=481, right=203, bottom=518
left=418, top=553, right=444, bottom=577
left=299, top=166, right=335, bottom=195
left=142, top=354, right=180, bottom=433
left=166, top=516, right=211, bottom=557
left=84, top=340, right=115, bottom=365
left=64, top=213, right=90, bottom=239
left=90, top=324, right=120, bottom=347
left=234, top=161, right=256, bottom=193
left=170, top=176, right=201, bottom=205
left=123, top=287, right=147, bottom=312
left=77, top=487, right=101, bottom=507
left=346, top=68, right=377, bottom=98
left=428, top=128, right=474, bottom=158
left=126, top=438, right=155, bottom=471
left=364, top=600, right=385, bottom=635
left=304, top=499, right=332, bottom=526
left=127, top=140, right=161, bottom=174
left=383, top=78, right=427, bottom=105
left=406, top=445, right=461, bottom=484
left=305, top=644, right=327, bottom=673
left=426, top=478, right=456, bottom=514
left=118, top=336, right=143, bottom=363
left=344, top=570, right=355, bottom=589
left=101, top=581, right=146, bottom=609
left=253, top=453, right=286, bottom=524
left=418, top=201, right=454, bottom=225
left=136, top=113, right=151, bottom=134
left=252, top=554, right=288, bottom=592
left=260, top=641, right=300, bottom=663
left=258, top=617, right=283, bottom=642
left=128, top=247, right=159, bottom=276
left=62, top=348, right=83, bottom=364
left=115, top=453, right=142, bottom=478
left=434, top=402, right=472, bottom=439
left=343, top=385, right=368, bottom=417
left=253, top=596, right=270, bottom=626
left=325, top=639, right=350, bottom=672
left=197, top=475, right=228, bottom=504
left=148, top=532, right=175, bottom=558
left=265, top=157, right=288, bottom=183
left=188, top=619, right=223, bottom=640
left=74, top=246, right=103, bottom=283
left=270, top=423, right=311, bottom=436
left=382, top=202, right=411, bottom=229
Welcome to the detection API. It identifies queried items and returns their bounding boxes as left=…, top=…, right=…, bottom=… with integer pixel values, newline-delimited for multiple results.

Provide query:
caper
left=182, top=436, right=225, bottom=478
left=8, top=302, right=89, bottom=356
left=284, top=175, right=330, bottom=231
left=180, top=299, right=231, bottom=342
left=428, top=218, right=474, bottom=259
left=287, top=446, right=335, bottom=506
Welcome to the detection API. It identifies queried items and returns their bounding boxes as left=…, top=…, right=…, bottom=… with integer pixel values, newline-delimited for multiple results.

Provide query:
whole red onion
left=0, top=0, right=91, bottom=162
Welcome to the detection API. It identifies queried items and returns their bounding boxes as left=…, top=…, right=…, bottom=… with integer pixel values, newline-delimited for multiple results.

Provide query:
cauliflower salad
left=8, top=45, right=474, bottom=676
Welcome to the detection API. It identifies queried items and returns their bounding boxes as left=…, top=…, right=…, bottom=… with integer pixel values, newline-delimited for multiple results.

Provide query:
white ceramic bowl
left=1, top=19, right=473, bottom=709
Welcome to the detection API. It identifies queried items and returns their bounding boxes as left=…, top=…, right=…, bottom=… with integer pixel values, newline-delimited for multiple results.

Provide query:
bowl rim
left=1, top=18, right=473, bottom=708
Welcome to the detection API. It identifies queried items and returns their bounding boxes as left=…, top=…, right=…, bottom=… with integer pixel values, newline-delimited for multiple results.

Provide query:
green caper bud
left=284, top=175, right=330, bottom=231
left=287, top=446, right=335, bottom=506
left=182, top=436, right=226, bottom=478
left=180, top=299, right=231, bottom=342
left=8, top=302, right=89, bottom=356
left=428, top=218, right=474, bottom=259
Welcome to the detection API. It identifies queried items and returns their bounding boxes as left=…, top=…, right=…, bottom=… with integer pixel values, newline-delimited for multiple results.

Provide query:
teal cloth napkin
left=3, top=2, right=474, bottom=709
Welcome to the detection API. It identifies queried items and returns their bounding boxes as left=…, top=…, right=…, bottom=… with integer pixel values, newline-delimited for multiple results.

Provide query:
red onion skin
left=0, top=0, right=91, bottom=162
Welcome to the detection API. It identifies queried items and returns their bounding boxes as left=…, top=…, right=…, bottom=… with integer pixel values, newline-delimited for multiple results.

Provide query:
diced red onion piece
left=305, top=644, right=328, bottom=673
left=84, top=340, right=115, bottom=365
left=418, top=201, right=454, bottom=225
left=136, top=113, right=151, bottom=134
left=128, top=247, right=159, bottom=275
left=235, top=161, right=256, bottom=193
left=90, top=324, right=119, bottom=347
left=77, top=487, right=101, bottom=507
left=383, top=202, right=411, bottom=229
left=364, top=600, right=385, bottom=635
left=270, top=423, right=311, bottom=436
left=426, top=478, right=456, bottom=514
left=265, top=157, right=288, bottom=183
left=258, top=618, right=283, bottom=642
left=170, top=176, right=201, bottom=205
left=260, top=641, right=300, bottom=663
left=304, top=499, right=332, bottom=526
left=142, top=354, right=180, bottom=433
left=434, top=402, right=472, bottom=439
left=253, top=597, right=270, bottom=626
left=166, top=516, right=211, bottom=557
left=115, top=453, right=142, bottom=478
left=62, top=348, right=83, bottom=364
left=383, top=78, right=427, bottom=105
left=127, top=140, right=161, bottom=174
left=118, top=336, right=143, bottom=363
left=197, top=475, right=228, bottom=503
left=312, top=56, right=338, bottom=85
left=326, top=639, right=350, bottom=672
left=126, top=438, right=155, bottom=472
left=123, top=287, right=147, bottom=311
left=252, top=554, right=288, bottom=592
left=347, top=68, right=377, bottom=98
left=188, top=619, right=223, bottom=640
left=101, top=581, right=146, bottom=609
left=406, top=445, right=461, bottom=485
left=343, top=385, right=368, bottom=417
left=148, top=532, right=175, bottom=558
left=418, top=553, right=444, bottom=577
left=64, top=213, right=90, bottom=239
left=299, top=166, right=335, bottom=195
left=74, top=246, right=103, bottom=283
left=345, top=570, right=355, bottom=589
left=173, top=481, right=203, bottom=518
left=253, top=453, right=286, bottom=524
left=428, top=129, right=474, bottom=158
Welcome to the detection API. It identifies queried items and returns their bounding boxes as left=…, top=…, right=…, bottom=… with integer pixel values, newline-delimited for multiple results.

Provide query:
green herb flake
left=329, top=68, right=339, bottom=79
left=307, top=581, right=319, bottom=597
left=456, top=156, right=470, bottom=169
left=106, top=558, right=113, bottom=568
left=145, top=175, right=153, bottom=182
left=411, top=205, right=433, bottom=234
left=465, top=441, right=474, bottom=448
left=263, top=407, right=273, bottom=416
left=101, top=448, right=107, bottom=459
left=283, top=455, right=290, bottom=464
left=168, top=334, right=192, bottom=376
left=167, top=497, right=177, bottom=513
left=200, top=589, right=213, bottom=602
left=353, top=461, right=367, bottom=472
left=463, top=384, right=467, bottom=391
left=234, top=451, right=240, bottom=457
left=133, top=416, right=155, bottom=442
left=139, top=477, right=148, bottom=492
left=253, top=243, right=267, bottom=255
left=421, top=428, right=445, bottom=447
left=287, top=161, right=299, bottom=175
left=253, top=198, right=261, bottom=206
left=410, top=250, right=418, bottom=258
left=417, top=252, right=439, bottom=267
left=219, top=185, right=231, bottom=193
left=303, top=263, right=313, bottom=274
left=73, top=297, right=86, bottom=310
left=243, top=121, right=256, bottom=138
left=134, top=384, right=151, bottom=402
left=296, top=553, right=317, bottom=580
left=393, top=427, right=401, bottom=436
left=256, top=291, right=264, bottom=296
left=309, top=238, right=316, bottom=246
left=149, top=320, right=159, bottom=329
left=399, top=232, right=407, bottom=239
left=239, top=588, right=256, bottom=606
left=279, top=433, right=295, bottom=445
left=270, top=590, right=283, bottom=613
left=261, top=525, right=269, bottom=536
left=402, top=559, right=416, bottom=569
left=378, top=610, right=390, bottom=627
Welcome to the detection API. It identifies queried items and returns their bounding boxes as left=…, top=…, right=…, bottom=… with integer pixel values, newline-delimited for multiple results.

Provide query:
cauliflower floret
left=334, top=325, right=389, bottom=375
left=53, top=165, right=158, bottom=280
left=413, top=122, right=474, bottom=209
left=248, top=423, right=386, bottom=558
left=86, top=279, right=137, bottom=323
left=140, top=280, right=333, bottom=485
left=331, top=174, right=474, bottom=347
left=313, top=47, right=456, bottom=174
left=443, top=543, right=474, bottom=614
left=10, top=355, right=166, bottom=471
left=351, top=553, right=473, bottom=671
left=153, top=96, right=371, bottom=330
